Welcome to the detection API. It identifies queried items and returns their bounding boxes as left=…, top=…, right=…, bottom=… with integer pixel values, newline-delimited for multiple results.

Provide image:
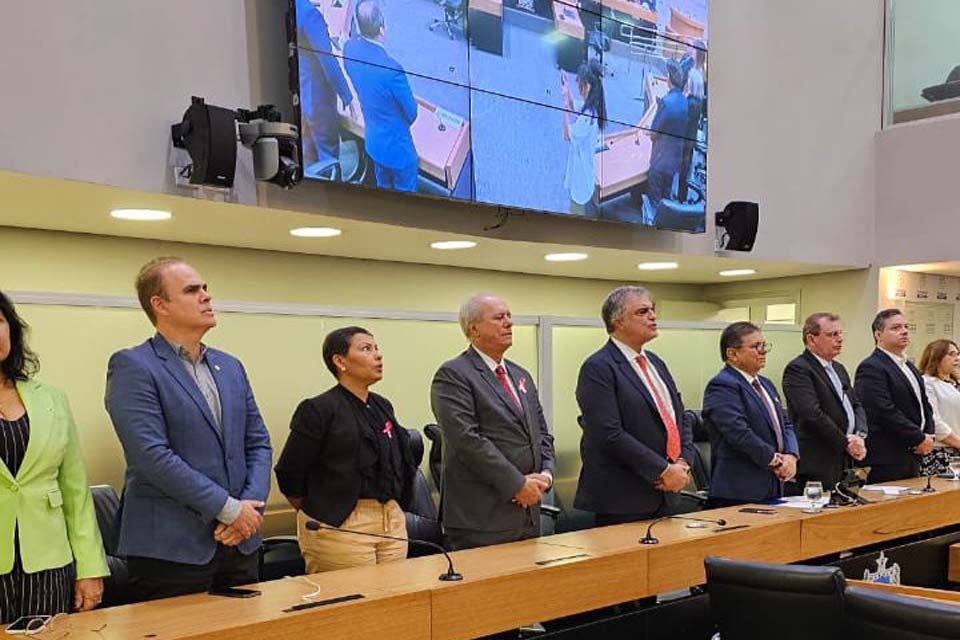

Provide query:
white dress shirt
left=475, top=348, right=519, bottom=401
left=878, top=347, right=926, bottom=431
left=611, top=337, right=676, bottom=424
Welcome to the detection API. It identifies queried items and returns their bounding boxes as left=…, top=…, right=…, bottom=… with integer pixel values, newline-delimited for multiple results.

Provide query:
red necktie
left=495, top=365, right=522, bottom=410
left=635, top=354, right=681, bottom=461
left=751, top=379, right=784, bottom=452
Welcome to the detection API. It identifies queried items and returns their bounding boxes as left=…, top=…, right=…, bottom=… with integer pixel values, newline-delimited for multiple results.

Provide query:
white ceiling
left=0, top=170, right=858, bottom=284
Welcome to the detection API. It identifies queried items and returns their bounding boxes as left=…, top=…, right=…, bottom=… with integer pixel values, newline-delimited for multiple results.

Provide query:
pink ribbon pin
left=383, top=420, right=393, bottom=439
left=518, top=378, right=527, bottom=394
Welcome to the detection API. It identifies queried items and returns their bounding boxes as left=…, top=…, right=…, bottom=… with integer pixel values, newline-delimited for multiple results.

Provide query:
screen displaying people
left=293, top=0, right=708, bottom=231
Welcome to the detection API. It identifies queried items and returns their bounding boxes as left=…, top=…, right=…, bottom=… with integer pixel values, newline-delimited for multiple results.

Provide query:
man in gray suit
left=431, top=294, right=555, bottom=550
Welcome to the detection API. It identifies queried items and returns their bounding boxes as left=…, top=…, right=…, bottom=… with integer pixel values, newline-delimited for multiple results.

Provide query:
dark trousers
left=676, top=98, right=702, bottom=203
left=867, top=461, right=919, bottom=484
left=374, top=160, right=418, bottom=192
left=445, top=520, right=538, bottom=551
left=595, top=492, right=687, bottom=526
left=645, top=167, right=675, bottom=224
left=127, top=544, right=259, bottom=602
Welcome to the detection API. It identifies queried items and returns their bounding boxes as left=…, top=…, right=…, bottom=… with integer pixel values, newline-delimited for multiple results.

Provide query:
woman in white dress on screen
left=561, top=60, right=606, bottom=217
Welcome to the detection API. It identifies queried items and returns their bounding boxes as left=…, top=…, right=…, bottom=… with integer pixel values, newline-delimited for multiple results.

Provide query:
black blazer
left=274, top=385, right=417, bottom=527
left=574, top=340, right=694, bottom=516
left=854, top=349, right=934, bottom=471
left=782, top=350, right=867, bottom=489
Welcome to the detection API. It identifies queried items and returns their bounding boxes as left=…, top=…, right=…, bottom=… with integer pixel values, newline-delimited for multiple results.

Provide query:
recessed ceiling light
left=545, top=252, right=588, bottom=262
left=110, top=208, right=171, bottom=221
left=289, top=227, right=342, bottom=238
left=719, top=269, right=757, bottom=277
left=638, top=262, right=679, bottom=271
left=430, top=240, right=477, bottom=250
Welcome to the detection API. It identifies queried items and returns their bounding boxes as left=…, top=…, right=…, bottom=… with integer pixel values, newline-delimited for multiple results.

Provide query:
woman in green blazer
left=0, top=292, right=108, bottom=623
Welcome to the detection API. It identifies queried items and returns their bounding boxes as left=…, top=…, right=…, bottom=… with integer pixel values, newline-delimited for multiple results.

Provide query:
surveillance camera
left=238, top=120, right=302, bottom=189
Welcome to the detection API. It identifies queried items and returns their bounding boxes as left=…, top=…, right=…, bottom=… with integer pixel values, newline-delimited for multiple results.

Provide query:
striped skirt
left=0, top=536, right=73, bottom=625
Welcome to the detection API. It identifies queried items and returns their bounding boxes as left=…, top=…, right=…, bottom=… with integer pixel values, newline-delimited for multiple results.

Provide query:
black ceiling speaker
left=716, top=201, right=759, bottom=251
left=171, top=96, right=237, bottom=188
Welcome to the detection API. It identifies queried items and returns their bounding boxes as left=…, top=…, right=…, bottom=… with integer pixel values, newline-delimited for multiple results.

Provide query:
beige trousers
left=297, top=499, right=407, bottom=574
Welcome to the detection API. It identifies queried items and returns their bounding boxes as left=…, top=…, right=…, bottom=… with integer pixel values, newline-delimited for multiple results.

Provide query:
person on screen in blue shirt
left=561, top=60, right=607, bottom=216
left=645, top=60, right=688, bottom=225
left=296, top=0, right=358, bottom=179
left=343, top=1, right=419, bottom=192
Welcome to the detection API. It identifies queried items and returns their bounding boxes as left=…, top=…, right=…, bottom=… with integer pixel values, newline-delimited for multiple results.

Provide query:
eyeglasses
left=742, top=342, right=773, bottom=354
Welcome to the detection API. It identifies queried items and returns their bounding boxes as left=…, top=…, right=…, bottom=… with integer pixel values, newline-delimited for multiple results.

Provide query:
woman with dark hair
left=919, top=339, right=960, bottom=456
left=0, top=291, right=108, bottom=623
left=561, top=59, right=607, bottom=216
left=274, top=326, right=418, bottom=573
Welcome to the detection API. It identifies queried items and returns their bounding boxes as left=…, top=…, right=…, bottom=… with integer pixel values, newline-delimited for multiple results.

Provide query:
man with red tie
left=703, top=322, right=799, bottom=507
left=574, top=286, right=696, bottom=526
left=431, top=294, right=555, bottom=550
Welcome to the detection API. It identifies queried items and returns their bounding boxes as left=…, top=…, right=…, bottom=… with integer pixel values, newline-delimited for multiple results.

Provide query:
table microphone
left=639, top=515, right=728, bottom=545
left=304, top=520, right=463, bottom=581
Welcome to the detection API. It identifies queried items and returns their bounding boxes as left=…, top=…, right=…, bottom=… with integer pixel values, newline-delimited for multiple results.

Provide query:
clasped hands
left=846, top=434, right=867, bottom=461
left=214, top=499, right=265, bottom=546
left=913, top=434, right=935, bottom=456
left=512, top=473, right=552, bottom=507
left=769, top=453, right=798, bottom=481
left=654, top=460, right=690, bottom=493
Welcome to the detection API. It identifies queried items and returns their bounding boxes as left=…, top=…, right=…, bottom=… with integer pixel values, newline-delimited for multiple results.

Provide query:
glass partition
left=886, top=0, right=960, bottom=125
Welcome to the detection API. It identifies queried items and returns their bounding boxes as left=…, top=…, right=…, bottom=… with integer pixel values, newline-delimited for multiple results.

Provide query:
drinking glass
left=803, top=481, right=824, bottom=514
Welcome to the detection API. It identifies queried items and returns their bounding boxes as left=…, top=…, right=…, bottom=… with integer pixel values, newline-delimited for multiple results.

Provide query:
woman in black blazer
left=275, top=326, right=417, bottom=573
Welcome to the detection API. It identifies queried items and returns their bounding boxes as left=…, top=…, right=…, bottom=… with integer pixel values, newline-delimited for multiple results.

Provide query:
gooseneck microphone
left=639, top=515, right=728, bottom=545
left=304, top=520, right=463, bottom=581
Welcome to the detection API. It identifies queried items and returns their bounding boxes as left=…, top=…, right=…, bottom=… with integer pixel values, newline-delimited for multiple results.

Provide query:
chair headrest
left=705, top=556, right=846, bottom=595
left=684, top=409, right=709, bottom=442
left=408, top=429, right=424, bottom=466
left=423, top=423, right=441, bottom=442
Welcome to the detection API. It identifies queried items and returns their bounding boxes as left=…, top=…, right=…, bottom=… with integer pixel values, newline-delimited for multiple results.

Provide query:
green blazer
left=0, top=379, right=108, bottom=579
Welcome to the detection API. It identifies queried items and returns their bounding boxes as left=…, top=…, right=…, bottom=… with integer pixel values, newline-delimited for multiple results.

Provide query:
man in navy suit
left=105, top=258, right=272, bottom=601
left=574, top=286, right=695, bottom=526
left=855, top=308, right=935, bottom=483
left=343, top=0, right=419, bottom=191
left=296, top=0, right=357, bottom=177
left=703, top=322, right=799, bottom=507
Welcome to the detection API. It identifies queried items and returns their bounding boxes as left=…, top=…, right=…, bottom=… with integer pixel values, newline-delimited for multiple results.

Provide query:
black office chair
left=686, top=409, right=711, bottom=493
left=404, top=429, right=442, bottom=556
left=704, top=556, right=847, bottom=640
left=655, top=199, right=706, bottom=233
left=427, top=0, right=465, bottom=40
left=422, top=422, right=559, bottom=534
left=90, top=484, right=132, bottom=607
left=844, top=585, right=960, bottom=640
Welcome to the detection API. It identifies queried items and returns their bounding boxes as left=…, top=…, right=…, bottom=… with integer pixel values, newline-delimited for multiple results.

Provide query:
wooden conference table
left=55, top=476, right=960, bottom=639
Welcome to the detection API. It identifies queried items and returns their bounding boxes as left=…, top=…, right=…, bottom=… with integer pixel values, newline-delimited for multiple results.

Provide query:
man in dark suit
left=645, top=59, right=689, bottom=224
left=574, top=286, right=694, bottom=526
left=855, top=308, right=935, bottom=483
left=782, top=312, right=867, bottom=492
left=105, top=258, right=272, bottom=601
left=703, top=322, right=799, bottom=507
left=431, top=294, right=554, bottom=550
left=343, top=0, right=419, bottom=192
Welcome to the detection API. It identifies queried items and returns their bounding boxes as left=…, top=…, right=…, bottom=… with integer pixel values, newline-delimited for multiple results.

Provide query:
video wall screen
left=291, top=0, right=708, bottom=232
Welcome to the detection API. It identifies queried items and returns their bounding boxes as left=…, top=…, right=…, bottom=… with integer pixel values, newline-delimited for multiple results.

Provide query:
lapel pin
left=214, top=364, right=221, bottom=371
left=518, top=378, right=528, bottom=394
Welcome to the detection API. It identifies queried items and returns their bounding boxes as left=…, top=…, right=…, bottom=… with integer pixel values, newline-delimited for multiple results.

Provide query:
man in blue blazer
left=105, top=258, right=272, bottom=601
left=296, top=0, right=357, bottom=175
left=703, top=322, right=799, bottom=507
left=343, top=0, right=419, bottom=191
left=854, top=308, right=934, bottom=483
left=574, top=286, right=695, bottom=525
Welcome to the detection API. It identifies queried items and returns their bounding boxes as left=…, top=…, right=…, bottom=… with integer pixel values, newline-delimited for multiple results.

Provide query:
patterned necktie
left=494, top=365, right=522, bottom=410
left=635, top=354, right=681, bottom=461
left=752, top=379, right=784, bottom=451
left=825, top=363, right=857, bottom=435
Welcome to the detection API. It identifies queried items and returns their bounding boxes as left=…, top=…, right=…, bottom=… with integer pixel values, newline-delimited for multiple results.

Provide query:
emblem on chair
left=862, top=551, right=901, bottom=585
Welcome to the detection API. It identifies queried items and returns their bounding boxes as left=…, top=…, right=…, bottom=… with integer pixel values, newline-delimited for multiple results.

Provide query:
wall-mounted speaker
left=171, top=97, right=237, bottom=188
left=715, top=201, right=759, bottom=251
